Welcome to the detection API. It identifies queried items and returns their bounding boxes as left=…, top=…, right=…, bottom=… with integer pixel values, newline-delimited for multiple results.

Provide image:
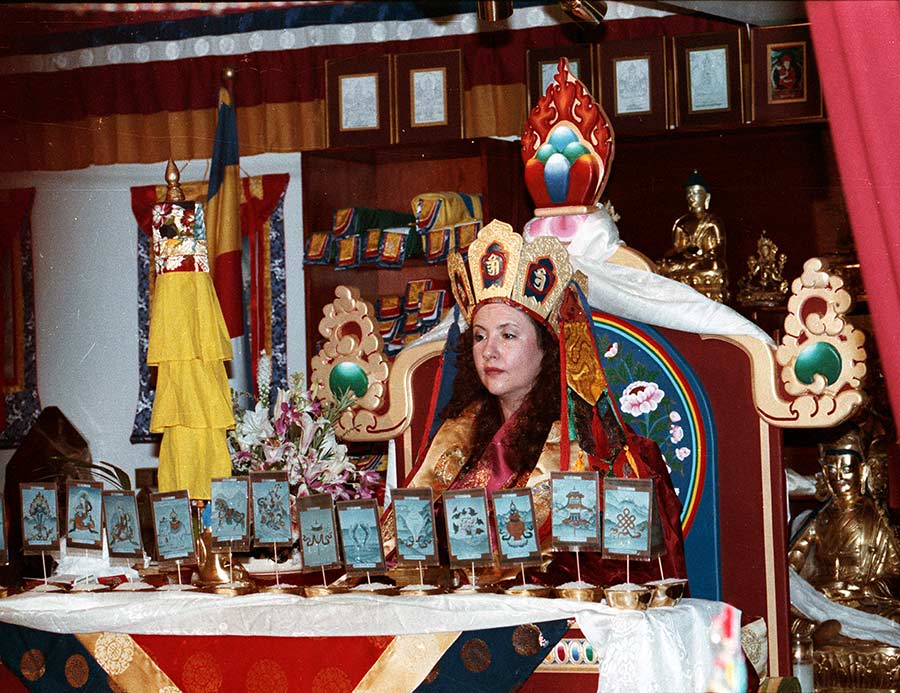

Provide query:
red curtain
left=808, top=1, right=900, bottom=440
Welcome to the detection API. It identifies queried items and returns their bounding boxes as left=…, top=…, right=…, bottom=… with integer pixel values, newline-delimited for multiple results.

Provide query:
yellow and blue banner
left=205, top=83, right=243, bottom=338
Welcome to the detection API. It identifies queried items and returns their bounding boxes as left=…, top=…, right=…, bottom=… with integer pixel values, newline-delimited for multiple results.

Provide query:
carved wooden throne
left=310, top=248, right=866, bottom=678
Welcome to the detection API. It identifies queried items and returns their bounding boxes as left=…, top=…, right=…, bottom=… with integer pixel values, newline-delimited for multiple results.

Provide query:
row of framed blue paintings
left=13, top=472, right=665, bottom=571
left=18, top=481, right=144, bottom=559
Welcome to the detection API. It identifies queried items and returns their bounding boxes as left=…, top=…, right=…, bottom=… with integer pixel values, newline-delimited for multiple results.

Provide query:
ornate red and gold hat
left=447, top=219, right=578, bottom=333
left=521, top=58, right=615, bottom=217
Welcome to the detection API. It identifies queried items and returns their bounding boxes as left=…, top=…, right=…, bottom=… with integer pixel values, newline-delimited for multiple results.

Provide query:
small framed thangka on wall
left=673, top=30, right=745, bottom=129
left=527, top=44, right=595, bottom=112
left=751, top=24, right=823, bottom=123
left=394, top=50, right=462, bottom=145
left=598, top=37, right=668, bottom=135
left=326, top=55, right=392, bottom=148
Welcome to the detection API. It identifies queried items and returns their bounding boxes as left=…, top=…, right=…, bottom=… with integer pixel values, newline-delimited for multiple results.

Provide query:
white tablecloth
left=0, top=591, right=729, bottom=692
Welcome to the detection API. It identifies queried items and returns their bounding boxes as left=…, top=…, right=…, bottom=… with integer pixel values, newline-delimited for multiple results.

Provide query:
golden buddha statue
left=737, top=230, right=789, bottom=307
left=789, top=428, right=900, bottom=619
left=657, top=171, right=730, bottom=303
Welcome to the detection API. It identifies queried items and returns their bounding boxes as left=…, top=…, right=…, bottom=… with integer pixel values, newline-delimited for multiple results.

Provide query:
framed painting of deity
left=391, top=488, right=439, bottom=567
left=102, top=490, right=144, bottom=559
left=250, top=472, right=292, bottom=547
left=442, top=488, right=493, bottom=568
left=598, top=37, right=668, bottom=135
left=527, top=44, right=595, bottom=113
left=209, top=476, right=250, bottom=552
left=65, top=480, right=104, bottom=551
left=150, top=490, right=196, bottom=565
left=297, top=493, right=342, bottom=573
left=490, top=488, right=542, bottom=567
left=751, top=24, right=823, bottom=123
left=674, top=30, right=745, bottom=129
left=602, top=477, right=654, bottom=560
left=20, top=482, right=60, bottom=554
left=394, top=50, right=462, bottom=145
left=551, top=472, right=601, bottom=551
left=326, top=54, right=392, bottom=148
left=336, top=498, right=386, bottom=573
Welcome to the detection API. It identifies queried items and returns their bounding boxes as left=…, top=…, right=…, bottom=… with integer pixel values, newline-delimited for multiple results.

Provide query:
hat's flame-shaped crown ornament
left=447, top=219, right=577, bottom=334
left=522, top=58, right=615, bottom=217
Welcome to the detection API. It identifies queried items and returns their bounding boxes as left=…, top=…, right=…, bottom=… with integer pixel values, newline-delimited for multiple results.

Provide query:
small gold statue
left=789, top=428, right=900, bottom=619
left=737, top=230, right=789, bottom=307
left=657, top=171, right=729, bottom=303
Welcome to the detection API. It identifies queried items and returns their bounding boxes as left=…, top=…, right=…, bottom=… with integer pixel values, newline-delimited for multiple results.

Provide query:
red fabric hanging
left=807, top=1, right=900, bottom=441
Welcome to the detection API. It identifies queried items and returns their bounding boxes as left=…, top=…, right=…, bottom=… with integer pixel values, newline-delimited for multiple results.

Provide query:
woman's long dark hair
left=440, top=310, right=560, bottom=475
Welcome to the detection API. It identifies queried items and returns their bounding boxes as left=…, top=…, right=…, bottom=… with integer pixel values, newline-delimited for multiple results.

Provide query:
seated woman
left=398, top=220, right=687, bottom=587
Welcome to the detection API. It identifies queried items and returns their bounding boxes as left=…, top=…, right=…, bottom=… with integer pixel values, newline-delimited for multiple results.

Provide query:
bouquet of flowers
left=229, top=353, right=380, bottom=516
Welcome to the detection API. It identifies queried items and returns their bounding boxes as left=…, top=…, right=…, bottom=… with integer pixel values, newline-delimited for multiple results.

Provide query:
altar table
left=0, top=591, right=732, bottom=692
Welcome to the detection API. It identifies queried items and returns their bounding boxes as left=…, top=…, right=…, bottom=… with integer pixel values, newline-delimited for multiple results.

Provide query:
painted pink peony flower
left=619, top=381, right=665, bottom=417
left=604, top=342, right=619, bottom=358
left=675, top=447, right=691, bottom=461
left=669, top=424, right=684, bottom=444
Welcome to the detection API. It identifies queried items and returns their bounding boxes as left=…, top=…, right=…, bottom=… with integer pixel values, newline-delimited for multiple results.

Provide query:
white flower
left=604, top=342, right=619, bottom=358
left=675, top=447, right=691, bottom=461
left=234, top=401, right=273, bottom=450
left=669, top=424, right=684, bottom=444
left=263, top=441, right=287, bottom=465
left=257, top=350, right=272, bottom=407
left=669, top=411, right=681, bottom=423
left=273, top=387, right=290, bottom=415
left=619, top=381, right=665, bottom=417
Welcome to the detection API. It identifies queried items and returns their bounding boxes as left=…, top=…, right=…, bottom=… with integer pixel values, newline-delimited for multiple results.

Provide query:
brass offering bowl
left=260, top=583, right=305, bottom=596
left=453, top=583, right=498, bottom=595
left=644, top=578, right=688, bottom=608
left=69, top=583, right=112, bottom=594
left=205, top=582, right=256, bottom=596
left=113, top=582, right=157, bottom=593
left=348, top=584, right=400, bottom=597
left=604, top=584, right=652, bottom=610
left=503, top=584, right=553, bottom=599
left=554, top=585, right=602, bottom=602
left=398, top=585, right=445, bottom=596
left=28, top=583, right=66, bottom=594
left=305, top=584, right=349, bottom=598
left=156, top=583, right=199, bottom=592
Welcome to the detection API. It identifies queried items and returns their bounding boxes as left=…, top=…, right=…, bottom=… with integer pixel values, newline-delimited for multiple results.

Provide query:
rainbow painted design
left=591, top=311, right=714, bottom=536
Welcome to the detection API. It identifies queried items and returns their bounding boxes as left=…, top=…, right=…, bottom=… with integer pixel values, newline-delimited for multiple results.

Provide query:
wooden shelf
left=301, top=137, right=531, bottom=373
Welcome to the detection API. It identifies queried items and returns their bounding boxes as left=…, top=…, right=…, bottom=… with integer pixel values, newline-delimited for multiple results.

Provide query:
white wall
left=0, top=153, right=305, bottom=488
